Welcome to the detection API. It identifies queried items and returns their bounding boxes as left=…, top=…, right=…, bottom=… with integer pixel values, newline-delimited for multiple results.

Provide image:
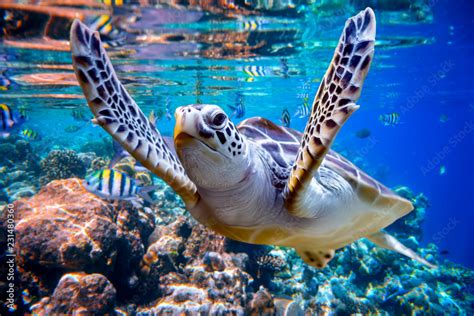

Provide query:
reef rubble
left=1, top=177, right=473, bottom=315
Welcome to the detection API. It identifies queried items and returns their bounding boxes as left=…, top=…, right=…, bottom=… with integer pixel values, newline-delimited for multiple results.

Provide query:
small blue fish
left=20, top=128, right=41, bottom=141
left=281, top=109, right=291, bottom=127
left=83, top=169, right=158, bottom=203
left=439, top=114, right=449, bottom=123
left=379, top=113, right=400, bottom=126
left=1, top=103, right=26, bottom=138
left=229, top=93, right=245, bottom=118
left=355, top=128, right=371, bottom=139
left=439, top=165, right=446, bottom=175
left=18, top=105, right=28, bottom=119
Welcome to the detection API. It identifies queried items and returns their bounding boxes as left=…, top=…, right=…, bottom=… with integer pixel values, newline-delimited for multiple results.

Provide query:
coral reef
left=3, top=177, right=473, bottom=315
left=40, top=150, right=86, bottom=185
left=5, top=178, right=154, bottom=309
left=31, top=273, right=117, bottom=315
left=0, top=138, right=41, bottom=203
left=39, top=150, right=86, bottom=185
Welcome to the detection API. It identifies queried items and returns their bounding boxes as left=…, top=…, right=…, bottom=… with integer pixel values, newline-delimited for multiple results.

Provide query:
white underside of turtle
left=69, top=7, right=436, bottom=270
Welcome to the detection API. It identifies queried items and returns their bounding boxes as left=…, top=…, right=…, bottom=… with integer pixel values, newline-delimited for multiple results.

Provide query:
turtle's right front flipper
left=70, top=20, right=199, bottom=207
left=284, top=8, right=376, bottom=216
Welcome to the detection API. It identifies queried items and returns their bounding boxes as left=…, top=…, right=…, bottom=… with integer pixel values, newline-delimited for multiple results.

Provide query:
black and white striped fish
left=379, top=112, right=400, bottom=126
left=83, top=169, right=158, bottom=203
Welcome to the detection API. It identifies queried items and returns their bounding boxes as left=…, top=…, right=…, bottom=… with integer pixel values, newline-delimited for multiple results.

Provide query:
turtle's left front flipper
left=284, top=8, right=376, bottom=216
left=70, top=20, right=199, bottom=207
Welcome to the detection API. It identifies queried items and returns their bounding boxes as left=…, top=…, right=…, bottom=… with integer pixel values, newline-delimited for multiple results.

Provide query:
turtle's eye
left=210, top=112, right=227, bottom=129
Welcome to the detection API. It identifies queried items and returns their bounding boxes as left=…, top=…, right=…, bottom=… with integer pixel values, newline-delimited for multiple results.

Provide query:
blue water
left=1, top=0, right=473, bottom=272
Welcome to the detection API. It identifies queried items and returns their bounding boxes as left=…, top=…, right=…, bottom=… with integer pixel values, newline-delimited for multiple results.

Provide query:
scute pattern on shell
left=237, top=117, right=399, bottom=199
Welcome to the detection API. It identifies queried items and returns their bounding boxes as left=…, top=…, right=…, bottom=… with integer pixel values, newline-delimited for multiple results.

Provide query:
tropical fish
left=1, top=103, right=26, bottom=138
left=18, top=105, right=28, bottom=119
left=20, top=128, right=41, bottom=141
left=439, top=114, right=449, bottom=123
left=439, top=165, right=446, bottom=175
left=355, top=128, right=371, bottom=139
left=241, top=19, right=264, bottom=31
left=72, top=108, right=90, bottom=122
left=99, top=0, right=124, bottom=7
left=295, top=98, right=310, bottom=118
left=379, top=112, right=400, bottom=126
left=383, top=287, right=409, bottom=303
left=281, top=109, right=291, bottom=127
left=89, top=15, right=114, bottom=35
left=242, top=65, right=271, bottom=78
left=64, top=125, right=82, bottom=133
left=83, top=169, right=158, bottom=203
left=229, top=93, right=245, bottom=118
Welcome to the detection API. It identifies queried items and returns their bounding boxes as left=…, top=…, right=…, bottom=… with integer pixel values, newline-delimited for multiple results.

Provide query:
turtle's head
left=174, top=104, right=250, bottom=190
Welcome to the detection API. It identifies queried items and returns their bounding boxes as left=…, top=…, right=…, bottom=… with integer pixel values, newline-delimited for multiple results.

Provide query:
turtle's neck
left=193, top=144, right=281, bottom=228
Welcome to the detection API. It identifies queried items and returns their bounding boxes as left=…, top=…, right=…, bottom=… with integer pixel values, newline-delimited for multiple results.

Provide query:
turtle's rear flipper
left=368, top=231, right=437, bottom=269
left=284, top=8, right=375, bottom=217
left=296, top=248, right=335, bottom=269
left=70, top=20, right=199, bottom=206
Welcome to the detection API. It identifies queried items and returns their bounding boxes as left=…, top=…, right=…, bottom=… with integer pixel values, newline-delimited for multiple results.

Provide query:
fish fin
left=70, top=19, right=199, bottom=207
left=284, top=8, right=375, bottom=217
left=137, top=185, right=160, bottom=204
left=296, top=248, right=335, bottom=269
left=367, top=231, right=437, bottom=269
left=6, top=119, right=15, bottom=128
left=108, top=152, right=127, bottom=168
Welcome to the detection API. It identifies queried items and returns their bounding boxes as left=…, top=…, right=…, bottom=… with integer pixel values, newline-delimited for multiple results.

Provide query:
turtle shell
left=237, top=117, right=408, bottom=206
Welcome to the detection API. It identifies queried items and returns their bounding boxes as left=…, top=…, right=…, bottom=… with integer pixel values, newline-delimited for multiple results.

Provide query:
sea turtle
left=70, top=8, right=435, bottom=269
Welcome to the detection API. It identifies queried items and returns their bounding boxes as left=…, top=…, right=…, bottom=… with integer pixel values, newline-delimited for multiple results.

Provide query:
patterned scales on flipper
left=285, top=8, right=377, bottom=216
left=238, top=117, right=406, bottom=208
left=70, top=20, right=199, bottom=206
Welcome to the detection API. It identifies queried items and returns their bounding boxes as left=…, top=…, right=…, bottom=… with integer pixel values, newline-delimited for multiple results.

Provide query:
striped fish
left=379, top=112, right=400, bottom=126
left=241, top=20, right=264, bottom=31
left=20, top=128, right=41, bottom=141
left=1, top=103, right=25, bottom=138
left=295, top=97, right=310, bottom=118
left=242, top=65, right=271, bottom=78
left=83, top=169, right=158, bottom=203
left=99, top=0, right=124, bottom=6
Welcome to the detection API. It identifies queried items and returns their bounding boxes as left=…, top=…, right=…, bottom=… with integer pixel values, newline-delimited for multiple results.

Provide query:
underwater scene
left=1, top=0, right=473, bottom=314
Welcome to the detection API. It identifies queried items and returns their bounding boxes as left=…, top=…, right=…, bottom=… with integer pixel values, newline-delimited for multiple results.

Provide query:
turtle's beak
left=174, top=105, right=223, bottom=157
